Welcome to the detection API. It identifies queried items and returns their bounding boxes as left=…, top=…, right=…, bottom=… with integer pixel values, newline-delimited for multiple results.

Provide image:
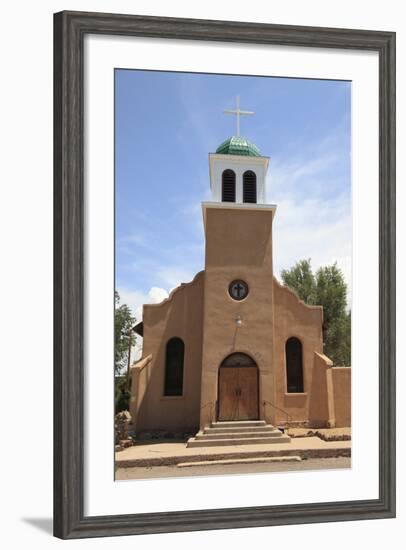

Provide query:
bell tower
left=199, top=98, right=277, bottom=429
left=208, top=96, right=269, bottom=204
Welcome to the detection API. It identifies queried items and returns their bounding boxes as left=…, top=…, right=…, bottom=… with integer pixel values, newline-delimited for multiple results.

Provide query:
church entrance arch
left=218, top=353, right=259, bottom=421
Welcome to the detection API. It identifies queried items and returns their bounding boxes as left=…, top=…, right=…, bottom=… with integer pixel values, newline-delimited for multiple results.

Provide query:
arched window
left=286, top=337, right=304, bottom=393
left=222, top=169, right=236, bottom=202
left=164, top=337, right=185, bottom=396
left=243, top=170, right=257, bottom=203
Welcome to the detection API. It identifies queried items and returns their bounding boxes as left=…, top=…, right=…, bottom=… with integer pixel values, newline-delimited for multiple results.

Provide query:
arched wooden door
left=218, top=353, right=259, bottom=421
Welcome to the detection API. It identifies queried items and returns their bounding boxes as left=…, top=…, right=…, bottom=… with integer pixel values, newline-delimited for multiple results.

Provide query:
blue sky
left=115, top=69, right=351, bottom=321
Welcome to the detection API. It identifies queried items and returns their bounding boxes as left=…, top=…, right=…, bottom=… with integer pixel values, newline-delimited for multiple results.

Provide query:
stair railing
left=262, top=400, right=292, bottom=428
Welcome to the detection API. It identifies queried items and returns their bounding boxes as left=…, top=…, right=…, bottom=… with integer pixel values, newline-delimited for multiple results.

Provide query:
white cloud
left=148, top=286, right=169, bottom=304
left=117, top=286, right=169, bottom=322
left=266, top=124, right=352, bottom=309
left=270, top=154, right=338, bottom=192
left=156, top=267, right=196, bottom=290
left=271, top=194, right=352, bottom=307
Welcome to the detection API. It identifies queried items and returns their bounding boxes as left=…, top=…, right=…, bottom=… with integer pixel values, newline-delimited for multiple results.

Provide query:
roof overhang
left=134, top=322, right=143, bottom=337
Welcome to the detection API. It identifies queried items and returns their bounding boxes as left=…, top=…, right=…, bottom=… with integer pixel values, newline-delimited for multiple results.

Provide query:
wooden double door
left=218, top=353, right=259, bottom=421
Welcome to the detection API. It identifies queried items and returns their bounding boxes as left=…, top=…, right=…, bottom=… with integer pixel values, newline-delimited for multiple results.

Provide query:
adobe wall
left=308, top=353, right=352, bottom=428
left=129, top=354, right=151, bottom=431
left=308, top=352, right=335, bottom=427
left=130, top=271, right=204, bottom=434
left=273, top=279, right=324, bottom=425
left=332, top=367, right=351, bottom=427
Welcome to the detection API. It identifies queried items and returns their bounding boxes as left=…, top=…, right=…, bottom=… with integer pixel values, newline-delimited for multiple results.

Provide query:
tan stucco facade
left=273, top=280, right=324, bottom=425
left=130, top=204, right=351, bottom=435
left=308, top=353, right=352, bottom=428
left=130, top=271, right=204, bottom=432
left=200, top=205, right=276, bottom=428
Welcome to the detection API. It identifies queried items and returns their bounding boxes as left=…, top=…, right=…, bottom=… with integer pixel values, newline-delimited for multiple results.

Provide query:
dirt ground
left=116, top=456, right=351, bottom=481
left=287, top=427, right=351, bottom=441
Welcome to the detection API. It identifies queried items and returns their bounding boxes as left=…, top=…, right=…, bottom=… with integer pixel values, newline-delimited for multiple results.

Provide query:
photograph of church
left=114, top=71, right=352, bottom=477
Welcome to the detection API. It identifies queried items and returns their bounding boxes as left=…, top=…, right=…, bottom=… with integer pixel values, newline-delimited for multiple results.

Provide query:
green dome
left=216, top=136, right=261, bottom=157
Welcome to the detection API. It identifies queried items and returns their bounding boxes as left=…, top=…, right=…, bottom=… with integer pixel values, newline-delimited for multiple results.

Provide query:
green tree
left=314, top=264, right=349, bottom=364
left=114, top=291, right=136, bottom=375
left=114, top=291, right=136, bottom=412
left=281, top=258, right=316, bottom=305
left=281, top=259, right=351, bottom=366
left=115, top=375, right=132, bottom=413
left=342, top=311, right=351, bottom=366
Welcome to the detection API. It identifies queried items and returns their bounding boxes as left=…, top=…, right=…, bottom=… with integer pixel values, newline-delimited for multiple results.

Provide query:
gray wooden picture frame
left=54, top=10, right=396, bottom=539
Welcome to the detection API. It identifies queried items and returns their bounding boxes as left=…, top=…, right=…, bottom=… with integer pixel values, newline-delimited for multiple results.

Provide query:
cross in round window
left=229, top=280, right=249, bottom=301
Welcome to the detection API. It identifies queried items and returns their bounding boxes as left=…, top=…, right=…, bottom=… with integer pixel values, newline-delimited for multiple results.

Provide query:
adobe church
left=130, top=100, right=351, bottom=446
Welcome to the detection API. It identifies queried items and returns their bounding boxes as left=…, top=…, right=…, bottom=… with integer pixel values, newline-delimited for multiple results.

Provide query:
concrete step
left=211, top=420, right=266, bottom=428
left=204, top=425, right=276, bottom=434
left=197, top=430, right=283, bottom=440
left=177, top=456, right=302, bottom=468
left=187, top=434, right=291, bottom=448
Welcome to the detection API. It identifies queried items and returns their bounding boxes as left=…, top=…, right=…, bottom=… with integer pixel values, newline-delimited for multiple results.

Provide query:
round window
left=229, top=280, right=249, bottom=301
